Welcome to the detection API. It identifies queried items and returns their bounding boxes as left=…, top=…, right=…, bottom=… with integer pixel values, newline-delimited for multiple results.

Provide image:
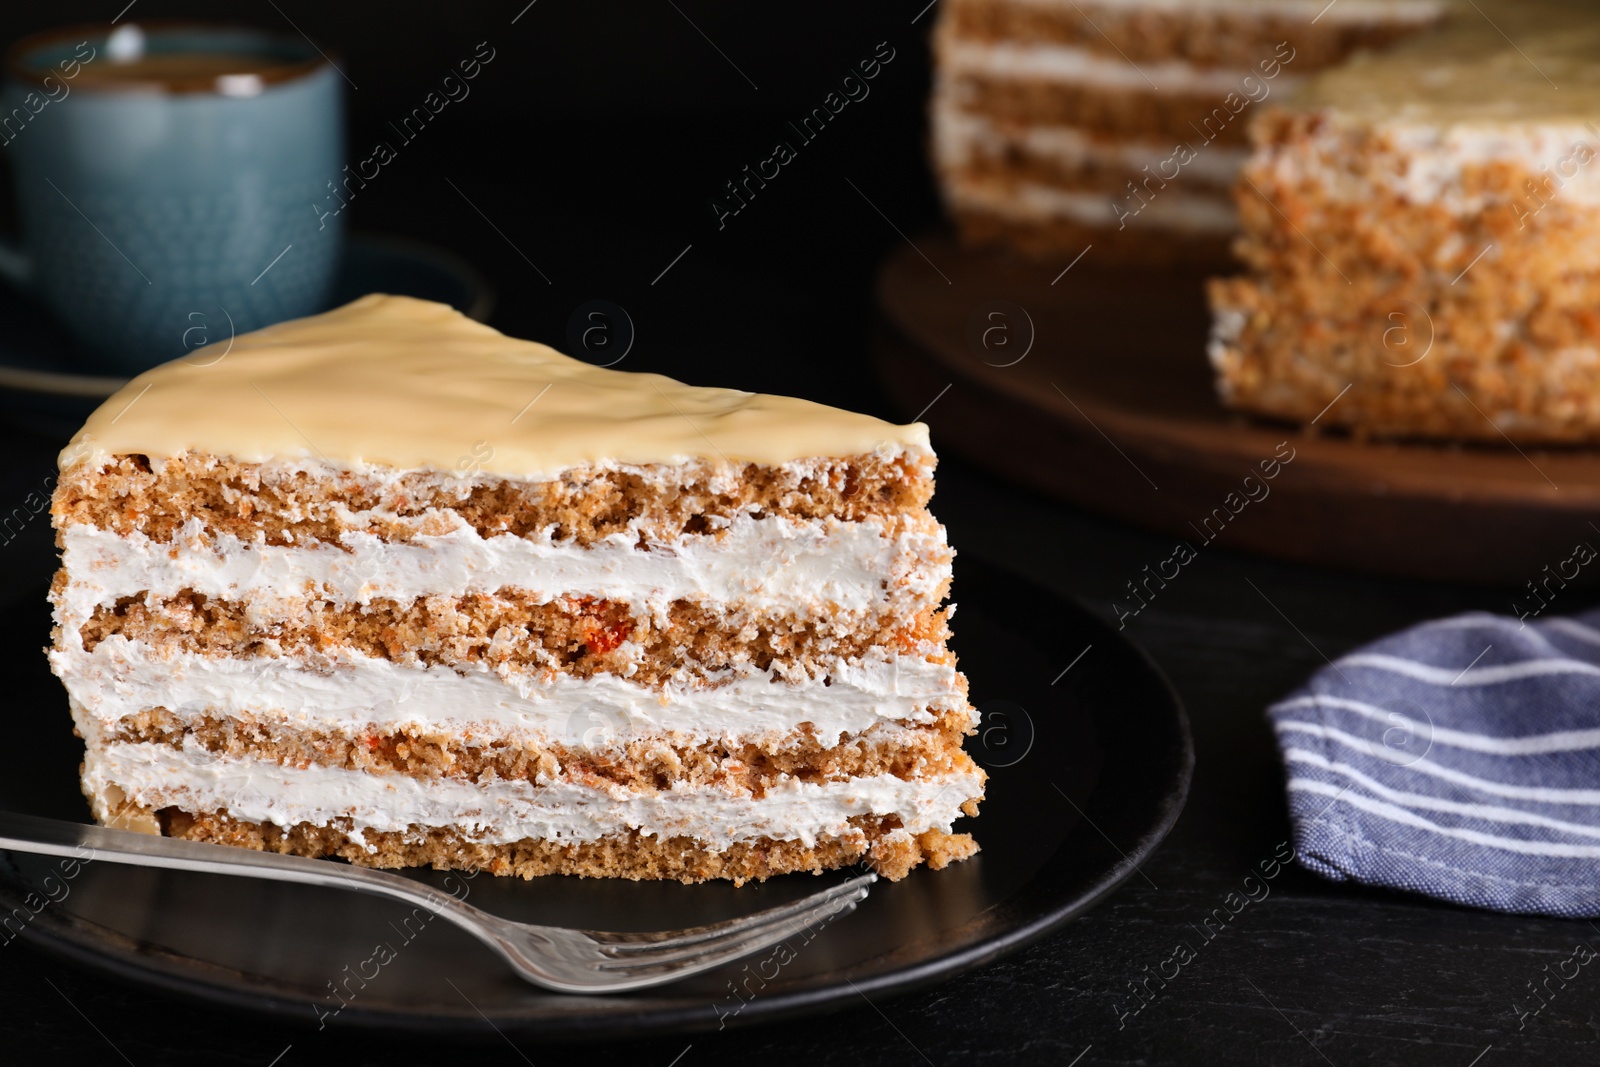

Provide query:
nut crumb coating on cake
left=50, top=296, right=983, bottom=883
left=1209, top=2, right=1600, bottom=443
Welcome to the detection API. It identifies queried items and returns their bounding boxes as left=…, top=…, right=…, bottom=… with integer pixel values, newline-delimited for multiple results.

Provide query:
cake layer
left=53, top=450, right=934, bottom=547
left=58, top=637, right=971, bottom=747
left=83, top=741, right=985, bottom=852
left=936, top=41, right=1286, bottom=146
left=943, top=0, right=1444, bottom=69
left=60, top=295, right=929, bottom=479
left=156, top=809, right=980, bottom=883
left=936, top=108, right=1250, bottom=194
left=102, top=707, right=979, bottom=794
left=55, top=510, right=951, bottom=623
left=949, top=176, right=1237, bottom=235
left=944, top=75, right=1254, bottom=150
left=949, top=202, right=1235, bottom=264
left=941, top=38, right=1306, bottom=97
left=77, top=589, right=951, bottom=688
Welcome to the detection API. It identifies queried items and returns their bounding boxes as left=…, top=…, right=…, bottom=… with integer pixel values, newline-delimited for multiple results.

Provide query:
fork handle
left=0, top=809, right=497, bottom=932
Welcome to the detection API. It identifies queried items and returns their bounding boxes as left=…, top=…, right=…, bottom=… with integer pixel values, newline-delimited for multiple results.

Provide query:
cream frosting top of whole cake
left=60, top=295, right=929, bottom=477
left=1294, top=0, right=1600, bottom=125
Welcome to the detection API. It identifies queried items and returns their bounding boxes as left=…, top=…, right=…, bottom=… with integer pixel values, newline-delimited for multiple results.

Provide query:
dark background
left=3, top=2, right=1599, bottom=1064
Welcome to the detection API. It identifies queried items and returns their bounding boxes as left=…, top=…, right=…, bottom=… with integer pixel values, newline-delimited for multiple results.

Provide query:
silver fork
left=0, top=810, right=875, bottom=993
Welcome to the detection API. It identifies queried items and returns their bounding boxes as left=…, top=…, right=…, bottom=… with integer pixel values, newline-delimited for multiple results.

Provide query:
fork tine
left=588, top=883, right=876, bottom=972
left=592, top=895, right=870, bottom=979
left=590, top=872, right=877, bottom=953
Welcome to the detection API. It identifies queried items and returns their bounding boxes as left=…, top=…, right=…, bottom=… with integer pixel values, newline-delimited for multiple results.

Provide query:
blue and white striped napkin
left=1270, top=611, right=1600, bottom=917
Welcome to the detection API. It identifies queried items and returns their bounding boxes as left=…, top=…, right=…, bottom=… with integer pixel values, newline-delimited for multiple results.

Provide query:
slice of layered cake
left=49, top=294, right=983, bottom=883
left=931, top=0, right=1445, bottom=265
left=1209, top=0, right=1600, bottom=441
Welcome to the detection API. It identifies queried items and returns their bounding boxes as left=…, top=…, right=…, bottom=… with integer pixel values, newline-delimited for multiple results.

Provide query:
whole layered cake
left=1209, top=0, right=1600, bottom=441
left=49, top=294, right=984, bottom=883
left=931, top=0, right=1445, bottom=265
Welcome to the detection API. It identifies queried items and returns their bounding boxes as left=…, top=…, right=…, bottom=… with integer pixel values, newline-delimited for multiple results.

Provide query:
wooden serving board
left=875, top=232, right=1600, bottom=585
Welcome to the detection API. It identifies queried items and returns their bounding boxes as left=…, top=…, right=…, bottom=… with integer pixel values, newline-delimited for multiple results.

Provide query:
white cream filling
left=56, top=513, right=950, bottom=626
left=934, top=105, right=1250, bottom=186
left=57, top=636, right=971, bottom=748
left=85, top=741, right=983, bottom=850
left=947, top=174, right=1238, bottom=233
left=940, top=39, right=1307, bottom=96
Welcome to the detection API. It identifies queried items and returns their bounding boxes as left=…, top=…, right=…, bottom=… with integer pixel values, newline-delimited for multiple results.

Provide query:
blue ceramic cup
left=1, top=23, right=344, bottom=372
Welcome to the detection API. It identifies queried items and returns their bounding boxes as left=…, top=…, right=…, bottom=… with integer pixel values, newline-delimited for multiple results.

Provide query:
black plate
left=0, top=557, right=1191, bottom=1038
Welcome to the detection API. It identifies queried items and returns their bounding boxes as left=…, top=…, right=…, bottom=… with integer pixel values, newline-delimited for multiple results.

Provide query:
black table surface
left=3, top=3, right=1599, bottom=1062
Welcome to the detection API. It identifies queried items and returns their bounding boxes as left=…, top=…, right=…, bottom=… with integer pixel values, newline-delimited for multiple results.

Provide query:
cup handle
left=0, top=238, right=31, bottom=288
